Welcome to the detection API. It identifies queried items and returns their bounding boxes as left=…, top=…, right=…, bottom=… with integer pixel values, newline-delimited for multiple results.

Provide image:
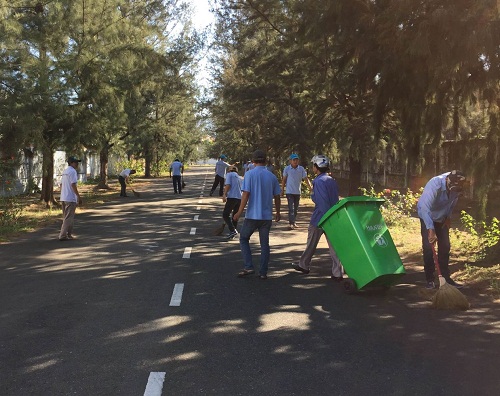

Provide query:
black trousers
left=172, top=175, right=182, bottom=193
left=420, top=218, right=451, bottom=282
left=211, top=175, right=225, bottom=196
left=118, top=176, right=127, bottom=196
left=222, top=198, right=241, bottom=233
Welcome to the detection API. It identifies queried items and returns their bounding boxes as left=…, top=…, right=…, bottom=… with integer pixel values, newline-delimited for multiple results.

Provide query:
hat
left=68, top=156, right=81, bottom=164
left=252, top=149, right=266, bottom=161
left=289, top=153, right=299, bottom=160
left=311, top=155, right=330, bottom=168
left=220, top=154, right=227, bottom=159
left=448, top=170, right=466, bottom=183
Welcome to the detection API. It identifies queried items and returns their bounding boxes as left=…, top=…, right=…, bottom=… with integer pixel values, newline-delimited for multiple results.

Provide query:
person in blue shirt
left=169, top=159, right=184, bottom=194
left=233, top=149, right=281, bottom=279
left=417, top=170, right=466, bottom=289
left=222, top=165, right=243, bottom=239
left=281, top=153, right=311, bottom=230
left=210, top=154, right=230, bottom=196
left=292, top=155, right=343, bottom=281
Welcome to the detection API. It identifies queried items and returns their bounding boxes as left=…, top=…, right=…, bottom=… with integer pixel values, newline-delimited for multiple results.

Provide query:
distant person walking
left=58, top=156, right=83, bottom=241
left=233, top=149, right=281, bottom=279
left=292, top=155, right=343, bottom=280
left=169, top=159, right=184, bottom=194
left=118, top=168, right=136, bottom=197
left=417, top=170, right=466, bottom=289
left=210, top=154, right=230, bottom=196
left=222, top=165, right=243, bottom=239
left=281, top=153, right=310, bottom=230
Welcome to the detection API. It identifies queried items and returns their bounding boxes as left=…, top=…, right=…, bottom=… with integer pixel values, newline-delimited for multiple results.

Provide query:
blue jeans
left=286, top=194, right=300, bottom=224
left=239, top=219, right=272, bottom=276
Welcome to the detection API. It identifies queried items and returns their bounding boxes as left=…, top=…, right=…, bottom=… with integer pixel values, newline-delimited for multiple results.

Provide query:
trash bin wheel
left=342, top=278, right=357, bottom=294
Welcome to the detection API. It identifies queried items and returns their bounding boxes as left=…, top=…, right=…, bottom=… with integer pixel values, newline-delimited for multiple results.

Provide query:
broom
left=430, top=244, right=469, bottom=310
left=212, top=222, right=226, bottom=236
left=131, top=189, right=141, bottom=197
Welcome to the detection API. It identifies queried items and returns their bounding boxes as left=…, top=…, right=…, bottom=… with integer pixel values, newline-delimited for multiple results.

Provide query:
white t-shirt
left=60, top=166, right=78, bottom=202
left=120, top=169, right=132, bottom=178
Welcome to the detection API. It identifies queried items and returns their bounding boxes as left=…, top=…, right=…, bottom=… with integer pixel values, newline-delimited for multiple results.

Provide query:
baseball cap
left=220, top=154, right=227, bottom=159
left=448, top=170, right=466, bottom=192
left=68, top=156, right=81, bottom=164
left=252, top=149, right=266, bottom=161
left=289, top=153, right=299, bottom=160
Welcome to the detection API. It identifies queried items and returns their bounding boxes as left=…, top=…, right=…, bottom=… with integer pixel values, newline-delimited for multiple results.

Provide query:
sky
left=190, top=0, right=215, bottom=88
left=191, top=0, right=214, bottom=30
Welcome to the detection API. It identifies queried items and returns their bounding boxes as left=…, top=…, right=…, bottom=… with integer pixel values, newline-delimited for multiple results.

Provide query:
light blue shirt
left=215, top=160, right=230, bottom=178
left=417, top=172, right=460, bottom=230
left=225, top=171, right=242, bottom=199
left=283, top=165, right=307, bottom=195
left=170, top=161, right=183, bottom=176
left=242, top=166, right=281, bottom=220
left=310, top=173, right=339, bottom=226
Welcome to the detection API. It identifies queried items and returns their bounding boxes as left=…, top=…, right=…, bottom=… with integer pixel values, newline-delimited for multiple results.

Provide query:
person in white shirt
left=222, top=165, right=243, bottom=239
left=118, top=168, right=136, bottom=197
left=58, top=156, right=82, bottom=241
left=281, top=153, right=311, bottom=230
left=210, top=154, right=230, bottom=196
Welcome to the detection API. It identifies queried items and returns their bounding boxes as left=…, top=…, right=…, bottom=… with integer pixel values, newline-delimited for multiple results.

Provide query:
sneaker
left=291, top=263, right=310, bottom=274
left=446, top=279, right=464, bottom=289
left=293, top=223, right=299, bottom=229
left=288, top=224, right=294, bottom=230
left=226, top=231, right=238, bottom=240
left=67, top=234, right=76, bottom=240
left=331, top=275, right=343, bottom=282
left=59, top=236, right=69, bottom=241
left=426, top=281, right=435, bottom=289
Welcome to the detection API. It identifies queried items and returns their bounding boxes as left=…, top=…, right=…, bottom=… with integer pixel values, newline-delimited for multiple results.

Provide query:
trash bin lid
left=318, top=196, right=385, bottom=228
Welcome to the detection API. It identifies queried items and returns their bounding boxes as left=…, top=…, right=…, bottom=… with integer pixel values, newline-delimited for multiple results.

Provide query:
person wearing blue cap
left=281, top=153, right=310, bottom=230
left=210, top=154, right=230, bottom=196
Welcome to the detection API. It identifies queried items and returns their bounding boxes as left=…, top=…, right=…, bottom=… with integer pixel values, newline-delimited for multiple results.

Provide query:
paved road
left=1, top=166, right=499, bottom=395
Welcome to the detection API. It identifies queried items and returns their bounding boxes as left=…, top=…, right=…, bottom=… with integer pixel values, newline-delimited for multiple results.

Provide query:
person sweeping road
left=417, top=170, right=466, bottom=289
left=417, top=170, right=469, bottom=310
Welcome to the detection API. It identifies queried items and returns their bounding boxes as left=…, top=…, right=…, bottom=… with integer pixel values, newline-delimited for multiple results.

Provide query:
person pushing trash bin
left=291, top=155, right=343, bottom=280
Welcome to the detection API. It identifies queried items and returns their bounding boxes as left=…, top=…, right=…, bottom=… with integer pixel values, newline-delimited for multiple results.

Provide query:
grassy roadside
left=0, top=179, right=127, bottom=242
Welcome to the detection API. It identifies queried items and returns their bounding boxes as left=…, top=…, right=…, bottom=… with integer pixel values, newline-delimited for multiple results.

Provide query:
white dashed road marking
left=144, top=372, right=165, bottom=396
left=190, top=228, right=196, bottom=235
left=170, top=283, right=185, bottom=306
left=194, top=215, right=199, bottom=221
left=182, top=247, right=192, bottom=258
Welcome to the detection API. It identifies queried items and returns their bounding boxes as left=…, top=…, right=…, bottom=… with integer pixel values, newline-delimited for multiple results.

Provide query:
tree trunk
left=97, top=146, right=110, bottom=189
left=40, top=145, right=55, bottom=207
left=144, top=143, right=153, bottom=178
left=348, top=156, right=362, bottom=196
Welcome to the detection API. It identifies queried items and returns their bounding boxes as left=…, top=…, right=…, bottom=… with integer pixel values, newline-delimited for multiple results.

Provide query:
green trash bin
left=318, top=196, right=405, bottom=293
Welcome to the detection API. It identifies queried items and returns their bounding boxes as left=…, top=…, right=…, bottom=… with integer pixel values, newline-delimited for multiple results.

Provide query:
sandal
left=237, top=269, right=255, bottom=278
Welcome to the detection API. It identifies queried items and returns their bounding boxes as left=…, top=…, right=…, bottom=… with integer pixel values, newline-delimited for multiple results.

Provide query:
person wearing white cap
left=417, top=170, right=467, bottom=289
left=281, top=153, right=311, bottom=230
